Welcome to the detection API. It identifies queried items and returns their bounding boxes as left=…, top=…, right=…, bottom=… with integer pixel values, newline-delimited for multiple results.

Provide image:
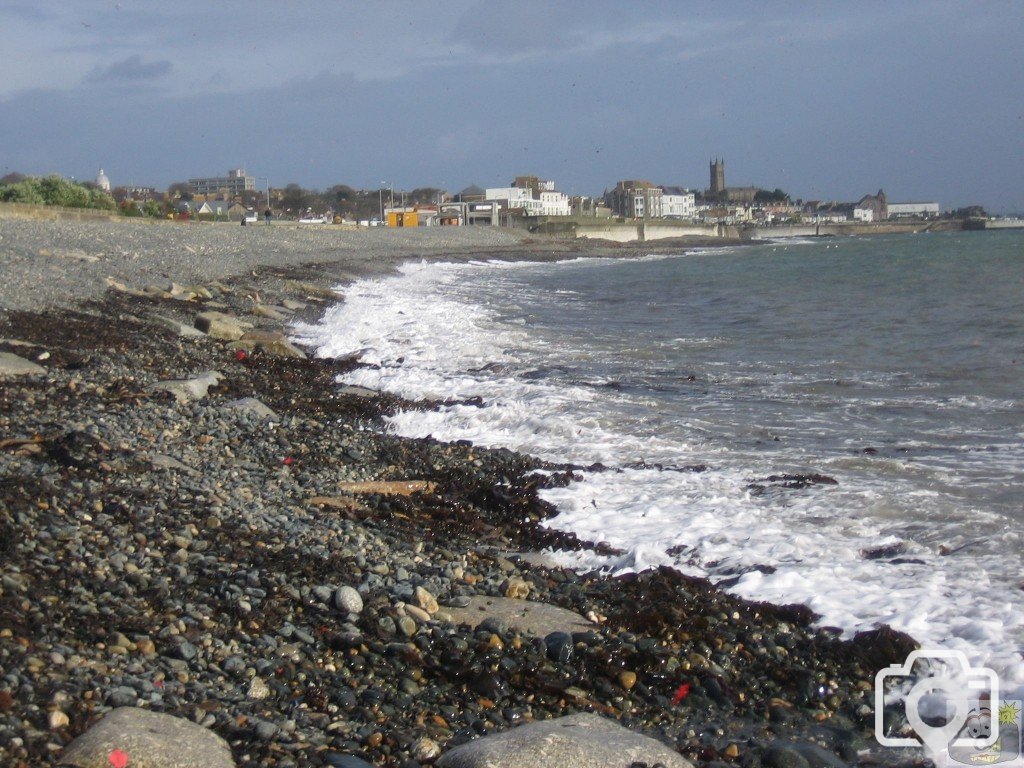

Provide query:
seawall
left=526, top=217, right=740, bottom=242
left=525, top=215, right=963, bottom=243
left=963, top=217, right=1024, bottom=230
left=750, top=220, right=962, bottom=239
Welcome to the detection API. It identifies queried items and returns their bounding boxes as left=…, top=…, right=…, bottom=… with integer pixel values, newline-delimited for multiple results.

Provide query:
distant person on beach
left=264, top=209, right=272, bottom=224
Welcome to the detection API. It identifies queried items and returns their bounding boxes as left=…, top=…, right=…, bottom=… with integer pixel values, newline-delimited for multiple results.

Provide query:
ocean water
left=295, top=230, right=1024, bottom=688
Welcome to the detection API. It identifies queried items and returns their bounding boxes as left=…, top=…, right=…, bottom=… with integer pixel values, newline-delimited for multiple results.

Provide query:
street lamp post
left=379, top=181, right=387, bottom=223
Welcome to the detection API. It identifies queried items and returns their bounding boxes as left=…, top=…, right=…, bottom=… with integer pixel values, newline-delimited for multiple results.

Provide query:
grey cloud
left=86, top=54, right=172, bottom=84
left=2, top=4, right=50, bottom=22
left=444, top=2, right=579, bottom=56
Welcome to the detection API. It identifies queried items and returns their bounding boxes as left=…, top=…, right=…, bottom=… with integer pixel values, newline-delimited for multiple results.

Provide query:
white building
left=95, top=168, right=111, bottom=192
left=485, top=187, right=541, bottom=215
left=809, top=213, right=849, bottom=224
left=853, top=207, right=874, bottom=222
left=660, top=187, right=696, bottom=218
left=539, top=190, right=571, bottom=216
left=485, top=184, right=570, bottom=216
left=887, top=202, right=940, bottom=218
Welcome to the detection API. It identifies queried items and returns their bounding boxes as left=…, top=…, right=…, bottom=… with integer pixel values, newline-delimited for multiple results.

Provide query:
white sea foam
left=295, top=256, right=1024, bottom=694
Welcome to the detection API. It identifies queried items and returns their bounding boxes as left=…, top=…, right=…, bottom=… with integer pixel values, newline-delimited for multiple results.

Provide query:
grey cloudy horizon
left=2, top=1, right=1022, bottom=212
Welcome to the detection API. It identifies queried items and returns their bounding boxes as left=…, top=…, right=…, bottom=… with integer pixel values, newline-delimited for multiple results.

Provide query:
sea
left=295, top=230, right=1024, bottom=691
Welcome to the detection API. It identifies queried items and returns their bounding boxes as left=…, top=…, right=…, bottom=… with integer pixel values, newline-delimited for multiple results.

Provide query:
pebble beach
left=0, top=214, right=924, bottom=768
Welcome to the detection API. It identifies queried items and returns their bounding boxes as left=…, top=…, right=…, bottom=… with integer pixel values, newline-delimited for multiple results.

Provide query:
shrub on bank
left=0, top=174, right=116, bottom=210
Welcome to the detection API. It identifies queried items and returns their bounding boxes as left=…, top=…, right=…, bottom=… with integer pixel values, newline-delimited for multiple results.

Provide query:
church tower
left=96, top=168, right=111, bottom=192
left=709, top=158, right=725, bottom=196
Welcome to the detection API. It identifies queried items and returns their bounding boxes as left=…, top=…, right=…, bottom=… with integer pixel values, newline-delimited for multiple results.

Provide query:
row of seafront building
left=409, top=179, right=938, bottom=229
left=385, top=162, right=939, bottom=228
left=99, top=165, right=940, bottom=228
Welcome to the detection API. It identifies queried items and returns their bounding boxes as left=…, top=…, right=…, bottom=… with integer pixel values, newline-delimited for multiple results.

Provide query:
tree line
left=164, top=181, right=448, bottom=220
left=1, top=172, right=449, bottom=221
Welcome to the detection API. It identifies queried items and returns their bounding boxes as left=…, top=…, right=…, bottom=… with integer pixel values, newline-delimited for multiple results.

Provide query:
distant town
left=0, top=162, right=1007, bottom=235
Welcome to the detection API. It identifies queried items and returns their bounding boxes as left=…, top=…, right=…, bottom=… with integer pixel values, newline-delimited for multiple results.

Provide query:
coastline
left=0, top=216, right=921, bottom=767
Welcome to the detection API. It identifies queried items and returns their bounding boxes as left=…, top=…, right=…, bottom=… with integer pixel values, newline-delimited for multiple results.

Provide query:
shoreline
left=0, top=214, right=742, bottom=314
left=0, top=217, right=921, bottom=767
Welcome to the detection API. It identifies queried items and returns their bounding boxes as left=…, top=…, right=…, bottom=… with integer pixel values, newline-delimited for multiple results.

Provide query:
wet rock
left=545, top=631, right=574, bottom=662
left=107, top=686, right=138, bottom=707
left=790, top=743, right=849, bottom=768
left=324, top=755, right=375, bottom=768
left=435, top=712, right=694, bottom=768
left=173, top=641, right=198, bottom=661
left=412, top=736, right=441, bottom=762
left=762, top=744, right=812, bottom=768
left=397, top=615, right=417, bottom=637
left=860, top=541, right=907, bottom=560
left=59, top=707, right=234, bottom=768
left=469, top=670, right=509, bottom=700
left=248, top=677, right=270, bottom=700
left=312, top=585, right=334, bottom=603
left=747, top=473, right=838, bottom=494
left=848, top=625, right=919, bottom=669
left=337, top=385, right=378, bottom=398
left=254, top=719, right=279, bottom=740
left=504, top=577, right=531, bottom=599
left=404, top=604, right=432, bottom=623
left=415, top=586, right=440, bottom=615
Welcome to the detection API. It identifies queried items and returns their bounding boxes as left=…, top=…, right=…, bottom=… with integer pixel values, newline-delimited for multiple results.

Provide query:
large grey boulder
left=252, top=304, right=292, bottom=321
left=58, top=707, right=234, bottom=768
left=443, top=596, right=593, bottom=637
left=223, top=397, right=280, bottom=422
left=232, top=329, right=306, bottom=359
left=436, top=712, right=693, bottom=768
left=194, top=311, right=252, bottom=341
left=147, top=370, right=223, bottom=403
left=0, top=351, right=46, bottom=377
left=150, top=315, right=206, bottom=338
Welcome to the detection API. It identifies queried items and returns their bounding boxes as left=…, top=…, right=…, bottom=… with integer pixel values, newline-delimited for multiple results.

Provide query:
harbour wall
left=755, top=220, right=962, bottom=238
left=526, top=217, right=739, bottom=242
left=525, top=216, right=962, bottom=243
left=962, top=217, right=1024, bottom=230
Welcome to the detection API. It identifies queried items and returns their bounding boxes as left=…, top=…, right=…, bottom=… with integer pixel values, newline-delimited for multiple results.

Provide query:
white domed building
left=95, top=168, right=111, bottom=192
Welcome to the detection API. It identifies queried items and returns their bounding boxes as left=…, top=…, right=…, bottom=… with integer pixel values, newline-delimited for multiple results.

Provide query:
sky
left=1, top=1, right=1022, bottom=212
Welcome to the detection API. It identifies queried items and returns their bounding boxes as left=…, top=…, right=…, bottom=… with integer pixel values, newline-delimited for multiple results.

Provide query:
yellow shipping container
left=387, top=211, right=419, bottom=227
